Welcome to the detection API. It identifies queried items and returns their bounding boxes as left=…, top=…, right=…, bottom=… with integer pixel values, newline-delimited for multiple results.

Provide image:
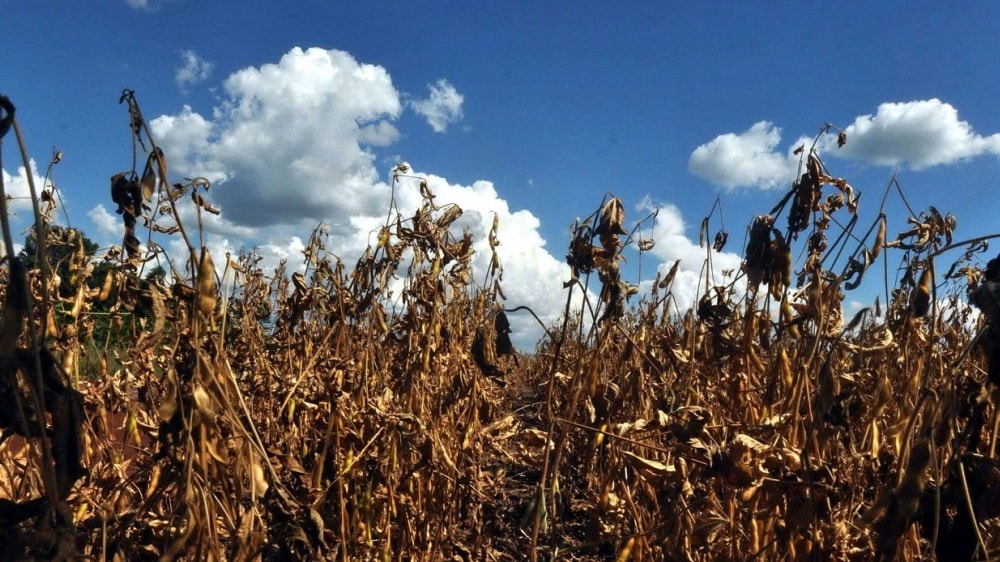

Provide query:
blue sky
left=4, top=2, right=1000, bottom=344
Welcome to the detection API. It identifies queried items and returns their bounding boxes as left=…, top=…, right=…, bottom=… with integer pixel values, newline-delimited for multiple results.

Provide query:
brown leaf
left=622, top=450, right=676, bottom=482
left=659, top=260, right=680, bottom=289
left=140, top=156, right=156, bottom=201
left=192, top=192, right=221, bottom=215
left=595, top=197, right=627, bottom=236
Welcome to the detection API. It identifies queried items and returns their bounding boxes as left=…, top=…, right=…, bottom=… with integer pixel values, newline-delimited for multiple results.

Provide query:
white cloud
left=175, top=50, right=214, bottom=91
left=690, top=100, right=1000, bottom=191
left=1, top=159, right=44, bottom=216
left=410, top=79, right=465, bottom=133
left=124, top=0, right=177, bottom=11
left=636, top=197, right=744, bottom=314
left=688, top=121, right=800, bottom=190
left=824, top=99, right=1000, bottom=169
left=87, top=204, right=121, bottom=241
left=394, top=172, right=573, bottom=344
left=152, top=47, right=402, bottom=229
left=147, top=47, right=571, bottom=347
left=144, top=47, right=750, bottom=348
left=253, top=235, right=308, bottom=273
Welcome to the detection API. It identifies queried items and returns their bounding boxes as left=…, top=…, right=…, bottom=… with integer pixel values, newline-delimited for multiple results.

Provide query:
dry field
left=1, top=92, right=1000, bottom=561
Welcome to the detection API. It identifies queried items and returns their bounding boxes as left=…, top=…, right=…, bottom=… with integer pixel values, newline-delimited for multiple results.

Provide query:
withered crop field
left=2, top=92, right=1000, bottom=562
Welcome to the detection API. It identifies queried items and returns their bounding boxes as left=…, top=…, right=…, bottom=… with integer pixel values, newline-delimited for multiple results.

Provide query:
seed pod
left=875, top=439, right=931, bottom=559
left=911, top=267, right=932, bottom=317
left=98, top=269, right=114, bottom=301
left=816, top=355, right=838, bottom=415
left=778, top=348, right=793, bottom=389
left=614, top=538, right=635, bottom=562
left=146, top=464, right=162, bottom=499
left=198, top=247, right=217, bottom=316
left=46, top=307, right=59, bottom=339
left=62, top=348, right=77, bottom=377
left=69, top=286, right=85, bottom=319
left=251, top=455, right=269, bottom=498
left=594, top=422, right=608, bottom=447
left=746, top=346, right=764, bottom=374
left=781, top=299, right=801, bottom=339
left=775, top=239, right=792, bottom=287
left=126, top=408, right=141, bottom=446
left=373, top=304, right=389, bottom=333
left=74, top=502, right=88, bottom=524
left=872, top=214, right=886, bottom=261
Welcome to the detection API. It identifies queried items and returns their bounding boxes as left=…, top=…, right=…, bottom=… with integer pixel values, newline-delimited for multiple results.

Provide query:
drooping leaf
left=595, top=196, right=627, bottom=236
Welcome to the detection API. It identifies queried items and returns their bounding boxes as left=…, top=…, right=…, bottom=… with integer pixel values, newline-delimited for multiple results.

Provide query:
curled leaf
left=595, top=197, right=627, bottom=236
left=713, top=230, right=728, bottom=252
left=659, top=260, right=680, bottom=289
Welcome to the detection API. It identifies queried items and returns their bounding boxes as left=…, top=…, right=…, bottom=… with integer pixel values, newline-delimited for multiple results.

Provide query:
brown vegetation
left=1, top=93, right=1000, bottom=561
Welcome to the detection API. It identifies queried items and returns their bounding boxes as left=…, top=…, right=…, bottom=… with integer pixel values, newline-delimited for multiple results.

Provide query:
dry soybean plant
left=2, top=92, right=1000, bottom=562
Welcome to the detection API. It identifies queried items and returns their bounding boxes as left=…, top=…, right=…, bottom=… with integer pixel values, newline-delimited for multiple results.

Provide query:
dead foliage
left=3, top=95, right=1000, bottom=562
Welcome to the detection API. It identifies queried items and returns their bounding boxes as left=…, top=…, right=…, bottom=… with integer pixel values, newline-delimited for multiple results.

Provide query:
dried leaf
left=659, top=260, right=681, bottom=289
left=140, top=155, right=157, bottom=201
left=622, top=450, right=676, bottom=481
left=595, top=197, right=627, bottom=236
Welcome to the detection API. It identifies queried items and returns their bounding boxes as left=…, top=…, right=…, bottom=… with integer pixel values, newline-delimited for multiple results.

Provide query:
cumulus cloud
left=636, top=197, right=744, bottom=314
left=87, top=204, right=121, bottom=241
left=1, top=159, right=45, bottom=217
left=152, top=47, right=402, bottom=228
left=823, top=99, right=1000, bottom=169
left=0, top=241, right=21, bottom=259
left=393, top=172, right=573, bottom=342
left=688, top=121, right=800, bottom=190
left=690, top=100, right=1000, bottom=190
left=143, top=46, right=743, bottom=347
left=410, top=79, right=465, bottom=133
left=175, top=50, right=214, bottom=91
left=147, top=47, right=572, bottom=346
